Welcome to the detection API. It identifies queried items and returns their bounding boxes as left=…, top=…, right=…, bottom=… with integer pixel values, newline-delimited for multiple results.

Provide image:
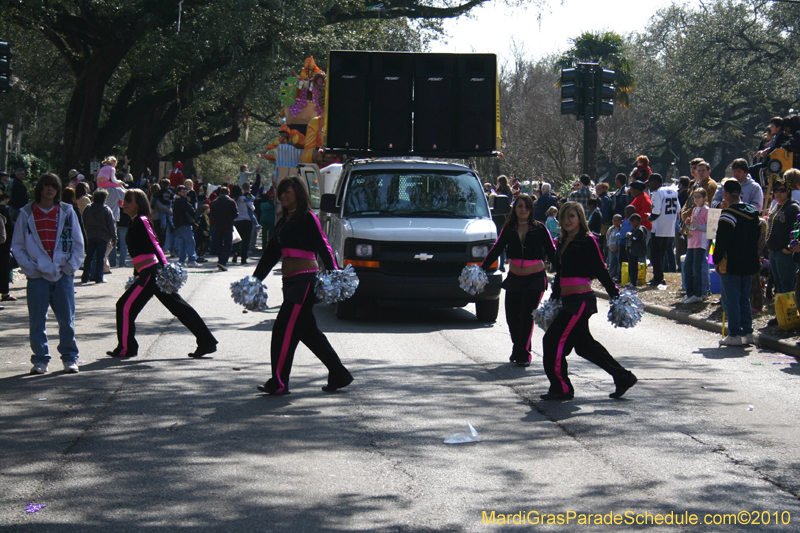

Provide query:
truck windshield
left=344, top=171, right=489, bottom=218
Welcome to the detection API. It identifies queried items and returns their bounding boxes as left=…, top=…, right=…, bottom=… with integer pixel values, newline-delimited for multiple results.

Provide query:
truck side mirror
left=320, top=193, right=338, bottom=214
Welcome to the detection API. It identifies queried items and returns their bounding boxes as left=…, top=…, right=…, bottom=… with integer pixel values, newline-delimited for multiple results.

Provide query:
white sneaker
left=683, top=295, right=703, bottom=304
left=742, top=334, right=755, bottom=345
left=217, top=263, right=228, bottom=272
left=186, top=262, right=199, bottom=268
left=30, top=363, right=48, bottom=374
left=64, top=361, right=80, bottom=373
left=719, top=335, right=743, bottom=346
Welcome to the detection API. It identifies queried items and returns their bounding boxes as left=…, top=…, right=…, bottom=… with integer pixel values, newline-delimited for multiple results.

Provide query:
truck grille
left=381, top=261, right=465, bottom=275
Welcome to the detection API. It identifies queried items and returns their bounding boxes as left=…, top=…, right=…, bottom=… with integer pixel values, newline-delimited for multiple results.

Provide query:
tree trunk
left=60, top=45, right=130, bottom=178
left=126, top=104, right=168, bottom=182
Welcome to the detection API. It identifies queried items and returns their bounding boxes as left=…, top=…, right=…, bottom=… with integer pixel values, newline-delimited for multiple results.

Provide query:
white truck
left=316, top=158, right=502, bottom=321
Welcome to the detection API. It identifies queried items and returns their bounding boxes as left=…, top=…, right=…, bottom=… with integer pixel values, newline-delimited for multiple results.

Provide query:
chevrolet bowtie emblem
left=414, top=253, right=434, bottom=261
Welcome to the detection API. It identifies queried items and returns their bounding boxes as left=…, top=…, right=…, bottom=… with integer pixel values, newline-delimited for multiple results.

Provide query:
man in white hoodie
left=12, top=173, right=85, bottom=374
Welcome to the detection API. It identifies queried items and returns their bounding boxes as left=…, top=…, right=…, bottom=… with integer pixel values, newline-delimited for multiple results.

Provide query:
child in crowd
left=606, top=214, right=623, bottom=282
left=195, top=204, right=211, bottom=263
left=96, top=156, right=125, bottom=189
left=682, top=188, right=709, bottom=303
left=626, top=213, right=647, bottom=287
left=618, top=205, right=636, bottom=267
left=545, top=206, right=560, bottom=240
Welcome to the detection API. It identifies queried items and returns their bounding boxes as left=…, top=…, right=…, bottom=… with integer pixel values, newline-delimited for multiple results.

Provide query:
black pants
left=651, top=236, right=669, bottom=283
left=113, top=267, right=216, bottom=356
left=628, top=255, right=640, bottom=286
left=503, top=271, right=546, bottom=364
left=0, top=245, right=10, bottom=294
left=262, top=273, right=351, bottom=394
left=233, top=220, right=253, bottom=263
left=542, top=293, right=630, bottom=395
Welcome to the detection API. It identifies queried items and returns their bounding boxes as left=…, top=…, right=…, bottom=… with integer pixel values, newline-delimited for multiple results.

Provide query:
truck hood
left=344, top=217, right=496, bottom=242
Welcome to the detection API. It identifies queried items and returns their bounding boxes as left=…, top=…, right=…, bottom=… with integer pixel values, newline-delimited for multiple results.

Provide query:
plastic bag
left=444, top=421, right=481, bottom=444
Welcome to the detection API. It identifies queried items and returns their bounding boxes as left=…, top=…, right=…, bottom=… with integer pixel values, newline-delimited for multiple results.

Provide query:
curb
left=594, top=290, right=800, bottom=358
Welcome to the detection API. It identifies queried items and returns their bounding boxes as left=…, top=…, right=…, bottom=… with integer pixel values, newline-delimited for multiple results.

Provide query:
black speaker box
left=370, top=52, right=414, bottom=152
left=327, top=51, right=370, bottom=150
left=414, top=54, right=456, bottom=152
left=456, top=54, right=497, bottom=152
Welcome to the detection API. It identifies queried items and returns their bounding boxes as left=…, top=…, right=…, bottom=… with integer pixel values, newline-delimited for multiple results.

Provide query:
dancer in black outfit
left=252, top=177, right=352, bottom=395
left=541, top=202, right=637, bottom=401
left=481, top=194, right=556, bottom=366
left=108, top=189, right=217, bottom=359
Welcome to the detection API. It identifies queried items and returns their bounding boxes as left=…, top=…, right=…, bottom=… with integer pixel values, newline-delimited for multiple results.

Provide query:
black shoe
left=767, top=317, right=778, bottom=326
left=514, top=359, right=531, bottom=367
left=257, top=385, right=290, bottom=395
left=610, top=373, right=638, bottom=399
left=107, top=349, right=137, bottom=358
left=188, top=343, right=217, bottom=358
left=540, top=391, right=574, bottom=401
left=322, top=374, right=353, bottom=392
left=241, top=259, right=248, bottom=265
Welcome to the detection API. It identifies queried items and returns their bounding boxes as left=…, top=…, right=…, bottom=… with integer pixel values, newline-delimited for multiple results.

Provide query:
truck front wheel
left=336, top=299, right=358, bottom=320
left=475, top=299, right=499, bottom=323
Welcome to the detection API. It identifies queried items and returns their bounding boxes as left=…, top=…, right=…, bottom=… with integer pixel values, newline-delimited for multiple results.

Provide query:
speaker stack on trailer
left=414, top=54, right=456, bottom=153
left=326, top=51, right=370, bottom=150
left=325, top=51, right=498, bottom=157
left=456, top=54, right=497, bottom=153
left=370, top=52, right=414, bottom=153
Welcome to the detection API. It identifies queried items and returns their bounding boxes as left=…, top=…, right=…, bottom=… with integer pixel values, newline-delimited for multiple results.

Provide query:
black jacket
left=713, top=202, right=760, bottom=276
left=254, top=210, right=336, bottom=280
left=173, top=196, right=196, bottom=228
left=552, top=231, right=618, bottom=300
left=481, top=221, right=555, bottom=270
left=766, top=199, right=800, bottom=252
left=210, top=195, right=238, bottom=233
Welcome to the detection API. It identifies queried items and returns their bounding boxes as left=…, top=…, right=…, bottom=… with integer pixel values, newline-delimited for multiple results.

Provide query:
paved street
left=2, top=260, right=800, bottom=532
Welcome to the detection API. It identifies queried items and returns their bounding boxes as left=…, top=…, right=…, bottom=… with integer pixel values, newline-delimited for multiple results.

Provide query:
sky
left=429, top=0, right=702, bottom=62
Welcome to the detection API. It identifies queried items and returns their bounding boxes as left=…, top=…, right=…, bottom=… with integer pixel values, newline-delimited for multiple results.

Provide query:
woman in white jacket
left=12, top=173, right=85, bottom=374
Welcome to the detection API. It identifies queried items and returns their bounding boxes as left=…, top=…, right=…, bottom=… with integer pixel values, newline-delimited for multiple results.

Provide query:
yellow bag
left=775, top=293, right=800, bottom=331
left=621, top=262, right=646, bottom=286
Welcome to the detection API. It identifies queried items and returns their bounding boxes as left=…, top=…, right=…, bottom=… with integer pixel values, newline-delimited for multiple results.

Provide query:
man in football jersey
left=647, top=173, right=679, bottom=286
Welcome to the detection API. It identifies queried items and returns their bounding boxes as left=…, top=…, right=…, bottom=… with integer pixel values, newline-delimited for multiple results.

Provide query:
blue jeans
left=216, top=228, right=233, bottom=266
left=27, top=276, right=79, bottom=364
left=607, top=250, right=621, bottom=281
left=684, top=248, right=708, bottom=298
left=719, top=273, right=753, bottom=337
left=116, top=226, right=128, bottom=267
left=769, top=250, right=797, bottom=294
left=682, top=250, right=710, bottom=294
left=82, top=238, right=108, bottom=282
left=175, top=224, right=197, bottom=263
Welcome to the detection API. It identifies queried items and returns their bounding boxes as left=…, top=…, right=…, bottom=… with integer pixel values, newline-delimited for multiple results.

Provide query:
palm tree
left=555, top=31, right=635, bottom=179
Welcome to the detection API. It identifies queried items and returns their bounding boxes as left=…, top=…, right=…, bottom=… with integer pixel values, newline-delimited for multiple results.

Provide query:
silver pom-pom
left=532, top=298, right=562, bottom=330
left=230, top=276, right=269, bottom=311
left=459, top=265, right=488, bottom=295
left=156, top=263, right=188, bottom=295
left=315, top=264, right=360, bottom=304
left=125, top=276, right=136, bottom=291
left=608, top=290, right=644, bottom=328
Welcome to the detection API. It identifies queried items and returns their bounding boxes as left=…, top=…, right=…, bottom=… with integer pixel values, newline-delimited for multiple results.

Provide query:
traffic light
left=593, top=67, right=615, bottom=118
left=0, top=41, right=12, bottom=93
left=560, top=67, right=585, bottom=118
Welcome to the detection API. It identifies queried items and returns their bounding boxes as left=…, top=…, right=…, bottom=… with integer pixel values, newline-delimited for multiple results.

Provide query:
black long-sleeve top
left=253, top=210, right=337, bottom=281
left=481, top=222, right=556, bottom=270
left=126, top=215, right=168, bottom=273
left=552, top=231, right=619, bottom=300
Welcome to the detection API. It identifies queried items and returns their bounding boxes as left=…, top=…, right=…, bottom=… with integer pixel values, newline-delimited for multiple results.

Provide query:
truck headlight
left=471, top=245, right=489, bottom=258
left=355, top=244, right=373, bottom=257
